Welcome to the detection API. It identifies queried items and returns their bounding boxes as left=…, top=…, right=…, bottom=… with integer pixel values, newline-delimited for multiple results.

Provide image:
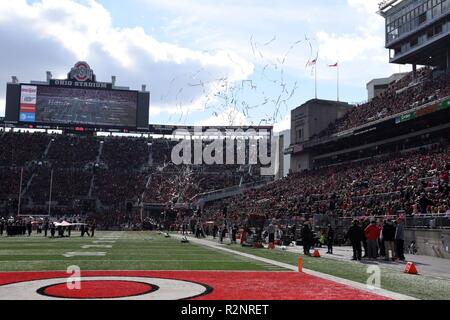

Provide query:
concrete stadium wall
left=405, top=229, right=450, bottom=259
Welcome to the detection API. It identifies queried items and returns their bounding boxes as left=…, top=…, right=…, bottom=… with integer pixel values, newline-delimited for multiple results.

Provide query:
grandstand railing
left=280, top=214, right=450, bottom=230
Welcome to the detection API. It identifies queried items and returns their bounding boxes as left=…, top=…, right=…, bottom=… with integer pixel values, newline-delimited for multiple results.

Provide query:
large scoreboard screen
left=19, top=85, right=138, bottom=127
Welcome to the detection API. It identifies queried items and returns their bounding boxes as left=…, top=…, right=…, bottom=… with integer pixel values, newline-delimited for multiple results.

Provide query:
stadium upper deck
left=379, top=0, right=450, bottom=67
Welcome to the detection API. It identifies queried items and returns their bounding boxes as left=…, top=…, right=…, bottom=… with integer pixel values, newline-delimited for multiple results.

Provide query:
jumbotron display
left=4, top=62, right=150, bottom=130
left=19, top=85, right=138, bottom=127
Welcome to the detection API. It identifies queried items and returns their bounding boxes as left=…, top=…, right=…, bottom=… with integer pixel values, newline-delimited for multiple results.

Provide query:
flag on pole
left=306, top=52, right=319, bottom=99
left=329, top=62, right=340, bottom=101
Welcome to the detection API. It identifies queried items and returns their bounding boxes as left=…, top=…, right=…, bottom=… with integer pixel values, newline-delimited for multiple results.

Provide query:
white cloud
left=198, top=108, right=248, bottom=127
left=273, top=114, right=291, bottom=133
left=0, top=98, right=5, bottom=117
left=0, top=0, right=253, bottom=120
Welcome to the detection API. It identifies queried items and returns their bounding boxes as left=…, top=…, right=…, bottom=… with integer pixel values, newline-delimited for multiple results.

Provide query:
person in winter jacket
left=326, top=225, right=334, bottom=254
left=345, top=220, right=364, bottom=261
left=301, top=221, right=313, bottom=256
left=382, top=219, right=396, bottom=261
left=364, top=219, right=381, bottom=260
left=395, top=218, right=406, bottom=261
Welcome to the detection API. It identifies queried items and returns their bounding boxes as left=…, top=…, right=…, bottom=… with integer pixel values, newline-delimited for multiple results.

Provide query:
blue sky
left=0, top=0, right=410, bottom=130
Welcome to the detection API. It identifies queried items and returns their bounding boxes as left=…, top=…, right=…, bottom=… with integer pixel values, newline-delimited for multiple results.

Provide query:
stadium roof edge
left=302, top=98, right=354, bottom=107
left=378, top=0, right=403, bottom=16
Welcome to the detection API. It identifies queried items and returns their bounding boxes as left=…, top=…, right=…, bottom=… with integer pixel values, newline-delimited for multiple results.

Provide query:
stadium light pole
left=17, top=168, right=23, bottom=216
left=314, top=63, right=317, bottom=99
left=48, top=169, right=54, bottom=216
left=337, top=62, right=340, bottom=102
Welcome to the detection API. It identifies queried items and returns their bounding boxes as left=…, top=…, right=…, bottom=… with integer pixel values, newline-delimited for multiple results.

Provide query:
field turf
left=1, top=231, right=448, bottom=300
left=226, top=244, right=450, bottom=300
left=0, top=231, right=284, bottom=272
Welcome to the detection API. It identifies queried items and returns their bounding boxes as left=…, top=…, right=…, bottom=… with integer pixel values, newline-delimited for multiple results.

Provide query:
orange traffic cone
left=298, top=256, right=303, bottom=272
left=313, top=249, right=321, bottom=257
left=404, top=262, right=418, bottom=274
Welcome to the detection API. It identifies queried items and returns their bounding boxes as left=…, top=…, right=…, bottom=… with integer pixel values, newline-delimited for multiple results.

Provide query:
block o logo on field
left=0, top=275, right=212, bottom=300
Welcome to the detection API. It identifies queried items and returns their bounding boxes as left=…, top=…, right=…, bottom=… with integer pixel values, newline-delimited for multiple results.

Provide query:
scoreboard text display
left=20, top=85, right=37, bottom=122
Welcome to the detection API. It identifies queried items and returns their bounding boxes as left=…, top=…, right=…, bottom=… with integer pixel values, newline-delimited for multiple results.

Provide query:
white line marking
left=63, top=252, right=107, bottom=258
left=81, top=245, right=112, bottom=249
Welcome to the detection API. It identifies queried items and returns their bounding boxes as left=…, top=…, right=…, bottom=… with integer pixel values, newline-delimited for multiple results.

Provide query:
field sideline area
left=0, top=231, right=448, bottom=300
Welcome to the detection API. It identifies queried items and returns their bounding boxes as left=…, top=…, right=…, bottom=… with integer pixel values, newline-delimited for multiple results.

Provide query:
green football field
left=0, top=231, right=284, bottom=272
left=0, top=231, right=449, bottom=300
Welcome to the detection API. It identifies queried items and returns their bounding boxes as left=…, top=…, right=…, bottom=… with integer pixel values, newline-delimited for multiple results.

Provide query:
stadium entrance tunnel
left=0, top=271, right=389, bottom=300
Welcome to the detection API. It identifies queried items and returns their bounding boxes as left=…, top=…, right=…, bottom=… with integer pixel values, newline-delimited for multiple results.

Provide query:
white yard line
left=172, top=234, right=417, bottom=301
left=81, top=245, right=113, bottom=249
left=62, top=232, right=123, bottom=258
left=62, top=252, right=107, bottom=257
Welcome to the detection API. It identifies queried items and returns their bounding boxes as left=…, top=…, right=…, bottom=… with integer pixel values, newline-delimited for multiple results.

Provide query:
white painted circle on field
left=0, top=276, right=211, bottom=300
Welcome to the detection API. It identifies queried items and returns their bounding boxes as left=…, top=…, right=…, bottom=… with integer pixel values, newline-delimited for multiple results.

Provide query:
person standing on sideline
left=50, top=222, right=56, bottom=238
left=346, top=220, right=364, bottom=261
left=90, top=220, right=96, bottom=237
left=364, top=219, right=381, bottom=260
left=231, top=224, right=238, bottom=244
left=43, top=220, right=49, bottom=237
left=212, top=224, right=218, bottom=239
left=267, top=222, right=276, bottom=246
left=361, top=218, right=369, bottom=258
left=0, top=219, right=4, bottom=236
left=326, top=224, right=334, bottom=254
left=26, top=220, right=32, bottom=237
left=68, top=220, right=72, bottom=237
left=219, top=224, right=227, bottom=244
left=395, top=217, right=406, bottom=261
left=301, top=221, right=313, bottom=256
left=382, top=219, right=396, bottom=261
left=80, top=223, right=85, bottom=237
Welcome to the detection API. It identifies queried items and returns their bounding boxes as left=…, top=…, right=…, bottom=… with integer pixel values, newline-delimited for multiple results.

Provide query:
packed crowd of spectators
left=316, top=68, right=450, bottom=138
left=3, top=128, right=447, bottom=231
left=203, top=141, right=450, bottom=222
left=101, top=137, right=149, bottom=169
left=0, top=132, right=50, bottom=167
left=28, top=168, right=91, bottom=205
left=94, top=169, right=147, bottom=208
left=47, top=135, right=98, bottom=168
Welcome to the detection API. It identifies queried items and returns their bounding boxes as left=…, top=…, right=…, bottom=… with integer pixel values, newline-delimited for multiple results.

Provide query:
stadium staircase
left=96, top=142, right=104, bottom=164
left=43, top=138, right=53, bottom=157
left=148, top=143, right=153, bottom=166
left=88, top=141, right=104, bottom=198
left=19, top=138, right=55, bottom=199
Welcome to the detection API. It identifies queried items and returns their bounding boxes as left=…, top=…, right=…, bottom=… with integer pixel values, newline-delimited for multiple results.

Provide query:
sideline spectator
left=346, top=220, right=364, bottom=261
left=364, top=219, right=381, bottom=260
left=395, top=217, right=406, bottom=261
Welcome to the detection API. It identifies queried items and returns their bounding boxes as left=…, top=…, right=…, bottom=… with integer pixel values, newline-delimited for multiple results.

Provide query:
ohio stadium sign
left=49, top=61, right=112, bottom=89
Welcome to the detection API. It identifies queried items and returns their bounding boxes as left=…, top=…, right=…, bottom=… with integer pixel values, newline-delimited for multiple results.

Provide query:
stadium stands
left=1, top=67, right=450, bottom=230
left=0, top=133, right=265, bottom=223
left=315, top=68, right=450, bottom=138
left=203, top=140, right=450, bottom=222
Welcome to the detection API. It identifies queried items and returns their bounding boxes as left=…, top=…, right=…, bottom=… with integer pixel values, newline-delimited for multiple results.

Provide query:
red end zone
left=0, top=271, right=388, bottom=300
